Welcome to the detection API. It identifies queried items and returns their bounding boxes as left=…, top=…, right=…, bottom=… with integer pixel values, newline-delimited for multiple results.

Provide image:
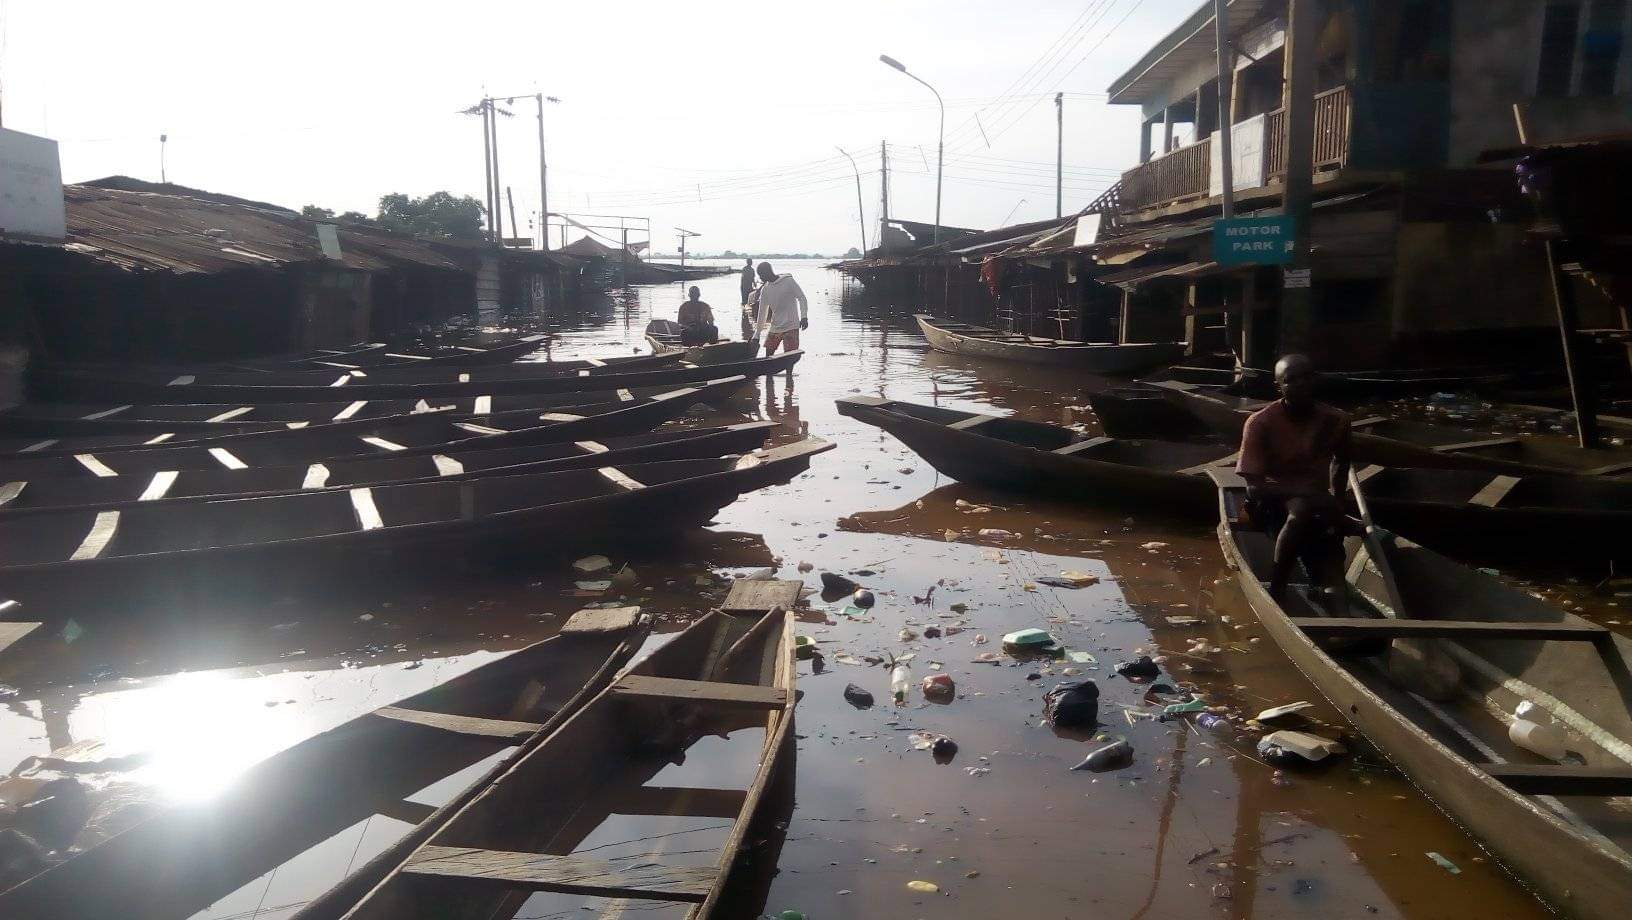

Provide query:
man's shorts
left=764, top=329, right=800, bottom=354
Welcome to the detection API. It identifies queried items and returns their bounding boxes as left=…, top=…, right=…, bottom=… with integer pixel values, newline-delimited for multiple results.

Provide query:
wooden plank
left=1293, top=617, right=1607, bottom=642
left=560, top=606, right=643, bottom=635
left=1469, top=474, right=1522, bottom=508
left=371, top=706, right=543, bottom=741
left=0, top=622, right=42, bottom=656
left=612, top=674, right=787, bottom=710
left=1054, top=436, right=1113, bottom=456
left=70, top=511, right=120, bottom=561
left=615, top=785, right=748, bottom=819
left=400, top=846, right=713, bottom=902
left=947, top=415, right=996, bottom=430
left=721, top=578, right=803, bottom=615
left=598, top=467, right=645, bottom=491
left=1480, top=763, right=1632, bottom=796
left=1432, top=437, right=1520, bottom=453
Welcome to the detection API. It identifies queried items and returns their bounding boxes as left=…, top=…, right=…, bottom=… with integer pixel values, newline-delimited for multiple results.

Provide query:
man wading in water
left=739, top=258, right=757, bottom=340
left=1236, top=354, right=1358, bottom=613
left=754, top=261, right=808, bottom=356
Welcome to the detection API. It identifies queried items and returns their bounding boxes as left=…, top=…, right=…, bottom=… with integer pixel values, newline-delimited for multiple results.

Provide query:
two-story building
left=1091, top=0, right=1632, bottom=369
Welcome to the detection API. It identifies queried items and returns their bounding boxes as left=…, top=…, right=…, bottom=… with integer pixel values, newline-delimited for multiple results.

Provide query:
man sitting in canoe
left=677, top=286, right=718, bottom=345
left=1237, top=354, right=1358, bottom=612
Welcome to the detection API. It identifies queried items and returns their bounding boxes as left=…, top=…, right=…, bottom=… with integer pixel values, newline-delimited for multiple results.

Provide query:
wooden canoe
left=0, top=608, right=652, bottom=918
left=0, top=438, right=833, bottom=579
left=836, top=395, right=1227, bottom=511
left=307, top=599, right=798, bottom=919
left=29, top=350, right=799, bottom=403
left=0, top=376, right=746, bottom=480
left=1152, top=380, right=1632, bottom=477
left=916, top=314, right=1184, bottom=373
left=1211, top=467, right=1632, bottom=920
left=644, top=321, right=760, bottom=365
left=0, top=378, right=748, bottom=439
left=0, top=422, right=777, bottom=516
left=838, top=396, right=1632, bottom=564
left=1085, top=386, right=1211, bottom=440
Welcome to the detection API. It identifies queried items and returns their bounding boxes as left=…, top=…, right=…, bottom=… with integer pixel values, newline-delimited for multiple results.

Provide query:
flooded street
left=0, top=261, right=1573, bottom=918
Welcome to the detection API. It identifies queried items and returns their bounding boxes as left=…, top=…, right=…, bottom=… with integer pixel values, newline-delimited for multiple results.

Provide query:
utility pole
left=1278, top=0, right=1320, bottom=353
left=159, top=134, right=168, bottom=184
left=836, top=146, right=867, bottom=255
left=537, top=94, right=550, bottom=251
left=506, top=187, right=518, bottom=246
left=479, top=100, right=495, bottom=241
left=489, top=100, right=504, bottom=243
left=1215, top=0, right=1235, bottom=218
left=879, top=140, right=890, bottom=249
left=1055, top=92, right=1064, bottom=219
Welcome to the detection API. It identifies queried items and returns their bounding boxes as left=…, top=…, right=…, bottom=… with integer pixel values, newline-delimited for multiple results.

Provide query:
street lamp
left=879, top=53, right=943, bottom=244
left=835, top=146, right=867, bottom=257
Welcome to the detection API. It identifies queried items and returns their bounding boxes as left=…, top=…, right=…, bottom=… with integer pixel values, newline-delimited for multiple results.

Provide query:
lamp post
left=879, top=54, right=943, bottom=244
left=836, top=146, right=867, bottom=256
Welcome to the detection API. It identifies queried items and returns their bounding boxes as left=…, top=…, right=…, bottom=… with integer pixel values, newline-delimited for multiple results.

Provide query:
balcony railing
left=1119, top=85, right=1351, bottom=212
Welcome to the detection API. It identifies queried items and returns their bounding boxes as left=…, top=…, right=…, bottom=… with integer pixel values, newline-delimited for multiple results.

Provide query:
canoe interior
left=0, top=440, right=830, bottom=570
left=1216, top=479, right=1632, bottom=891
left=339, top=607, right=795, bottom=919
left=0, top=423, right=778, bottom=516
left=0, top=620, right=649, bottom=920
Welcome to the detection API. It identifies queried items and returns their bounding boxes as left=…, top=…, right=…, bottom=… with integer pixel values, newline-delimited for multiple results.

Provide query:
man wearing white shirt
left=753, top=261, right=808, bottom=355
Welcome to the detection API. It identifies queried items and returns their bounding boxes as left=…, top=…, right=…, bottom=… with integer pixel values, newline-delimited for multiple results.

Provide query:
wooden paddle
left=1347, top=466, right=1409, bottom=618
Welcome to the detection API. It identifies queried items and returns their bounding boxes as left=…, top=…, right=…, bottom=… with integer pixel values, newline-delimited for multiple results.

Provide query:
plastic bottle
left=891, top=661, right=912, bottom=705
left=1509, top=700, right=1568, bottom=760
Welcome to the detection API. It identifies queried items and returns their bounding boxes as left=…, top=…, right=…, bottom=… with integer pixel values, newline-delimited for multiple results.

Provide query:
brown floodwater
left=0, top=260, right=1606, bottom=918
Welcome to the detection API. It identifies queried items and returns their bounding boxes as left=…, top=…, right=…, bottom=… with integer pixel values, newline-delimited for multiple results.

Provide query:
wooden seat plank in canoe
left=721, top=578, right=802, bottom=615
left=1292, top=617, right=1608, bottom=642
left=0, top=621, right=42, bottom=656
left=1430, top=436, right=1521, bottom=453
left=1053, top=436, right=1113, bottom=456
left=1469, top=474, right=1523, bottom=508
left=611, top=674, right=787, bottom=710
left=401, top=846, right=715, bottom=902
left=1479, top=763, right=1632, bottom=796
left=947, top=415, right=996, bottom=431
left=614, top=785, right=749, bottom=819
left=371, top=707, right=545, bottom=741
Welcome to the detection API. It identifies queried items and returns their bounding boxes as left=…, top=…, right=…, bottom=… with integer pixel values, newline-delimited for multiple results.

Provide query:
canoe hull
left=1215, top=490, right=1632, bottom=919
left=917, top=315, right=1183, bottom=373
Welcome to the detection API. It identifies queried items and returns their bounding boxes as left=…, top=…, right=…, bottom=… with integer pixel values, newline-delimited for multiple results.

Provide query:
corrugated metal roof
left=57, top=185, right=465, bottom=275
left=1106, top=0, right=1270, bottom=105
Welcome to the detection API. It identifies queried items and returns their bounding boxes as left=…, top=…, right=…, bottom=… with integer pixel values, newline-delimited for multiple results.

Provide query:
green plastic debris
left=1065, top=649, right=1097, bottom=664
left=1426, top=851, right=1460, bottom=874
left=1161, top=698, right=1208, bottom=717
left=794, top=635, right=817, bottom=660
left=777, top=911, right=807, bottom=920
left=1002, top=628, right=1058, bottom=648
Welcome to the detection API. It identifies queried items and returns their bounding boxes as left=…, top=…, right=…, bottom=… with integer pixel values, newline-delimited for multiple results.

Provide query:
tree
left=843, top=247, right=862, bottom=258
left=376, top=191, right=486, bottom=240
left=301, top=205, right=335, bottom=219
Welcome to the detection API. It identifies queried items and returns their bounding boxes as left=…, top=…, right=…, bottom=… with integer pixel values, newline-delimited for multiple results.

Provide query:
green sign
left=1213, top=216, right=1295, bottom=266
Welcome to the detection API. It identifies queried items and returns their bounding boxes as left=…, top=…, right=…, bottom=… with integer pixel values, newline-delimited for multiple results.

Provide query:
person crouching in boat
left=1237, top=354, right=1360, bottom=614
left=678, top=286, right=718, bottom=346
left=754, top=261, right=808, bottom=356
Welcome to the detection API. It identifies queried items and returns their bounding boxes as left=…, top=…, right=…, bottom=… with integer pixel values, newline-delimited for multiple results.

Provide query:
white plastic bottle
left=1509, top=700, right=1568, bottom=761
left=891, top=661, right=912, bottom=706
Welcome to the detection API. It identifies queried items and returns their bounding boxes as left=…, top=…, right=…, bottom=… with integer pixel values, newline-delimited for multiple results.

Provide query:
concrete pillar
left=1162, top=106, right=1175, bottom=154
left=1140, top=118, right=1153, bottom=163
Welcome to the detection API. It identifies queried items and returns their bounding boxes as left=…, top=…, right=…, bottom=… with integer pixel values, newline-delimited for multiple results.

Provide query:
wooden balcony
left=1118, top=85, right=1351, bottom=212
left=1121, top=138, right=1212, bottom=212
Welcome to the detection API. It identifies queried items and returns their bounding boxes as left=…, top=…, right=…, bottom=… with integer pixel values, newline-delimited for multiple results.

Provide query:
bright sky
left=0, top=0, right=1194, bottom=253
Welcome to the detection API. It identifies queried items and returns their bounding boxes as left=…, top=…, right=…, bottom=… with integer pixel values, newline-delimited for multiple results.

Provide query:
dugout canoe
left=837, top=396, right=1632, bottom=563
left=309, top=600, right=797, bottom=920
left=835, top=395, right=1221, bottom=512
left=0, top=422, right=778, bottom=516
left=1212, top=466, right=1632, bottom=920
left=1152, top=380, right=1632, bottom=477
left=0, top=438, right=832, bottom=579
left=0, top=378, right=747, bottom=438
left=0, top=608, right=651, bottom=917
left=0, top=376, right=745, bottom=480
left=644, top=320, right=760, bottom=364
left=29, top=351, right=799, bottom=403
left=916, top=314, right=1183, bottom=373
